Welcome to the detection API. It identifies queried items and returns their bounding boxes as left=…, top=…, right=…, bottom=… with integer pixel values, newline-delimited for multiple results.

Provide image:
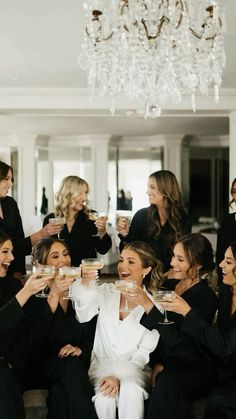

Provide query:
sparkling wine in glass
left=49, top=217, right=65, bottom=238
left=58, top=266, right=81, bottom=299
left=81, top=258, right=104, bottom=287
left=32, top=265, right=56, bottom=298
left=153, top=290, right=175, bottom=325
left=115, top=279, right=137, bottom=312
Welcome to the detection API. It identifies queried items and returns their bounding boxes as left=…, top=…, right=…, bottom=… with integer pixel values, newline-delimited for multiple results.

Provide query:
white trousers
left=93, top=382, right=145, bottom=419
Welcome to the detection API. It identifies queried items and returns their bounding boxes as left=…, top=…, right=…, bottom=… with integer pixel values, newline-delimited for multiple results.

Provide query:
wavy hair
left=147, top=170, right=187, bottom=241
left=31, top=237, right=70, bottom=266
left=122, top=240, right=164, bottom=294
left=54, top=176, right=89, bottom=218
left=175, top=233, right=215, bottom=280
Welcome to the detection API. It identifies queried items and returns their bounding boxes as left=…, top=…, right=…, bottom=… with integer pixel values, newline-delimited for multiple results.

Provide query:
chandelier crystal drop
left=78, top=0, right=226, bottom=118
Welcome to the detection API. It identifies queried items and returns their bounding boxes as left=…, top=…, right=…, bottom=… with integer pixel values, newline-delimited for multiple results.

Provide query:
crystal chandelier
left=77, top=0, right=226, bottom=118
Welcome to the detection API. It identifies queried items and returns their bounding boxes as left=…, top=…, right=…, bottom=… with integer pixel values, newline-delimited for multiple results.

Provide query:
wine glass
left=32, top=264, right=56, bottom=298
left=115, top=211, right=132, bottom=228
left=49, top=217, right=65, bottom=238
left=153, top=290, right=175, bottom=325
left=58, top=266, right=81, bottom=299
left=115, top=279, right=137, bottom=312
left=81, top=258, right=104, bottom=287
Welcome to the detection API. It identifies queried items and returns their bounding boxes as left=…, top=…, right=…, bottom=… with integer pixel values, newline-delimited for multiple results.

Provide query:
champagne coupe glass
left=115, top=279, right=137, bottom=313
left=115, top=211, right=132, bottom=228
left=153, top=290, right=175, bottom=325
left=49, top=217, right=65, bottom=238
left=58, top=266, right=81, bottom=299
left=81, top=258, right=104, bottom=287
left=32, top=264, right=56, bottom=298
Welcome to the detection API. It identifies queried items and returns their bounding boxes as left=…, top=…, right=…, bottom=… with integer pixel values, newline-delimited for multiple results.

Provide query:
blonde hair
left=54, top=175, right=89, bottom=218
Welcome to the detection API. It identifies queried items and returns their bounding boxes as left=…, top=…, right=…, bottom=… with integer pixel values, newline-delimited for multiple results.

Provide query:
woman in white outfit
left=71, top=241, right=161, bottom=419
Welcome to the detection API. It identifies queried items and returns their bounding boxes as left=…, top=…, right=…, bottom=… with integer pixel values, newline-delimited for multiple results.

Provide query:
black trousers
left=204, top=376, right=236, bottom=419
left=43, top=356, right=98, bottom=419
left=0, top=361, right=25, bottom=419
left=146, top=366, right=216, bottom=419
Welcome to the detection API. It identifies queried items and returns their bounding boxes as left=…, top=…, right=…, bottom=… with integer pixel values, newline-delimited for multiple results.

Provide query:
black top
left=43, top=211, right=112, bottom=267
left=0, top=196, right=32, bottom=275
left=141, top=279, right=218, bottom=370
left=181, top=282, right=236, bottom=380
left=119, top=206, right=192, bottom=272
left=0, top=276, right=28, bottom=376
left=25, top=295, right=97, bottom=386
left=216, top=212, right=236, bottom=279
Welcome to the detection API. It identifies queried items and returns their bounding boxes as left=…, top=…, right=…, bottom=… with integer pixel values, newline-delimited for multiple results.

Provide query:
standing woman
left=160, top=242, right=236, bottom=419
left=26, top=236, right=98, bottom=419
left=117, top=170, right=192, bottom=274
left=0, top=161, right=61, bottom=277
left=43, top=175, right=112, bottom=267
left=0, top=230, right=50, bottom=419
left=126, top=233, right=218, bottom=419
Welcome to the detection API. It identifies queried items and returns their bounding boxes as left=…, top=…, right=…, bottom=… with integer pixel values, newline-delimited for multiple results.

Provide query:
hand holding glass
left=32, top=265, right=56, bottom=298
left=115, top=279, right=137, bottom=312
left=153, top=290, right=176, bottom=325
left=49, top=217, right=65, bottom=238
left=81, top=258, right=104, bottom=287
left=58, top=266, right=81, bottom=299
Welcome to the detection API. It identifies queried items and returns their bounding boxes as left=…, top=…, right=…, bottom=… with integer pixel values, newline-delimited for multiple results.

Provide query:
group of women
left=0, top=159, right=236, bottom=419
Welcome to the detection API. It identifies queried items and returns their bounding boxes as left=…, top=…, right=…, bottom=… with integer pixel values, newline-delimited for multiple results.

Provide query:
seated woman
left=0, top=230, right=50, bottom=419
left=71, top=241, right=161, bottom=419
left=25, top=237, right=98, bottom=419
left=159, top=242, right=236, bottom=419
left=125, top=233, right=219, bottom=419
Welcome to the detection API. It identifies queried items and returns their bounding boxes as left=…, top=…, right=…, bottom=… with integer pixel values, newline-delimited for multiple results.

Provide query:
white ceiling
left=0, top=0, right=235, bottom=139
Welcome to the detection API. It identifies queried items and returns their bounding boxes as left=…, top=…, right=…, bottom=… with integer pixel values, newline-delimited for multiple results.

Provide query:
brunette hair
left=228, top=242, right=236, bottom=278
left=122, top=240, right=164, bottom=293
left=229, top=178, right=236, bottom=208
left=0, top=161, right=14, bottom=182
left=147, top=170, right=187, bottom=241
left=0, top=230, right=12, bottom=246
left=175, top=233, right=215, bottom=280
left=54, top=175, right=89, bottom=218
left=31, top=237, right=70, bottom=266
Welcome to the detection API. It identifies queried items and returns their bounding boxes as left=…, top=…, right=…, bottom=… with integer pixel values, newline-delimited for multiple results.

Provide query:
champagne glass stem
left=124, top=298, right=129, bottom=312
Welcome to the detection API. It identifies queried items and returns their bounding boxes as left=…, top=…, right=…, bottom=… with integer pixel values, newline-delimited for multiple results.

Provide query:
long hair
left=122, top=241, right=164, bottom=294
left=54, top=176, right=89, bottom=218
left=0, top=161, right=14, bottom=182
left=218, top=242, right=236, bottom=331
left=31, top=237, right=70, bottom=266
left=229, top=178, right=236, bottom=208
left=147, top=170, right=187, bottom=241
left=175, top=233, right=215, bottom=280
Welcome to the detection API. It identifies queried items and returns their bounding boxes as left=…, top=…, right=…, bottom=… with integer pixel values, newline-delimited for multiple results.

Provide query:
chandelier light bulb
left=78, top=0, right=226, bottom=118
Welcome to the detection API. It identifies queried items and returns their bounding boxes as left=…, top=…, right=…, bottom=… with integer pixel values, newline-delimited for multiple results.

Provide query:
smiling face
left=219, top=246, right=236, bottom=287
left=117, top=248, right=151, bottom=287
left=70, top=184, right=88, bottom=212
left=0, top=169, right=14, bottom=198
left=0, top=239, right=14, bottom=277
left=147, top=176, right=165, bottom=208
left=46, top=241, right=71, bottom=269
left=171, top=242, right=200, bottom=281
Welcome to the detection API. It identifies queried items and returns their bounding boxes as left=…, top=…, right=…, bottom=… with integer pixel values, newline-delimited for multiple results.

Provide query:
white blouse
left=71, top=280, right=160, bottom=394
